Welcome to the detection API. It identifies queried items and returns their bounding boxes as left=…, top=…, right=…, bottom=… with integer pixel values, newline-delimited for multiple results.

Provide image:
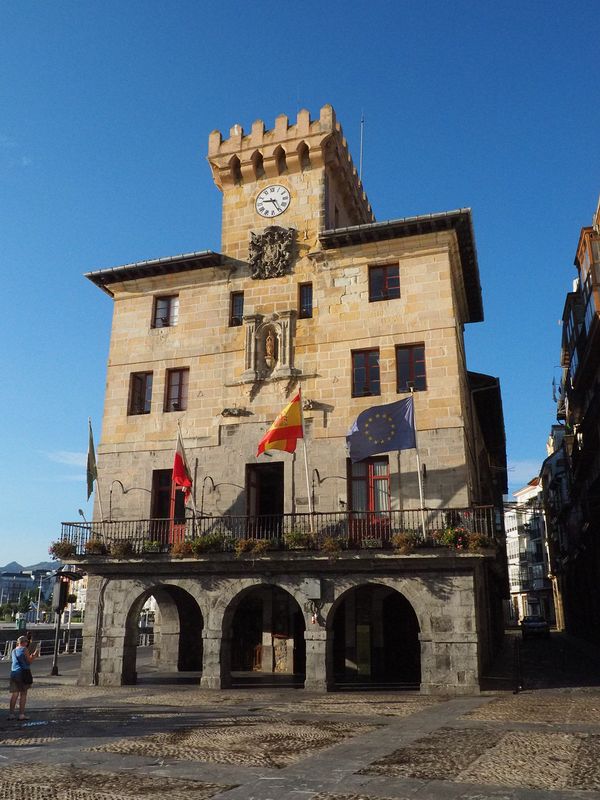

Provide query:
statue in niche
left=265, top=329, right=276, bottom=369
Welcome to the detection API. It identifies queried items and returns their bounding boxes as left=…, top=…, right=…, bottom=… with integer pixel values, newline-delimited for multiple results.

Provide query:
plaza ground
left=2, top=629, right=600, bottom=799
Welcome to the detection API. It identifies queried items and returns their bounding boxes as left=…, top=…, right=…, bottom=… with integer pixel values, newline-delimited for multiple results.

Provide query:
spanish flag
left=257, top=391, right=304, bottom=456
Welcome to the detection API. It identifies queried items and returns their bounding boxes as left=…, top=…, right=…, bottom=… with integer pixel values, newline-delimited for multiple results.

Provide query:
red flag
left=257, top=391, right=304, bottom=456
left=173, top=428, right=192, bottom=502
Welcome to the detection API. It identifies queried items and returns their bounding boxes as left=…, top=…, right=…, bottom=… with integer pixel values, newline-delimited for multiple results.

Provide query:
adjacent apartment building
left=58, top=105, right=508, bottom=694
left=504, top=478, right=554, bottom=625
left=543, top=195, right=600, bottom=643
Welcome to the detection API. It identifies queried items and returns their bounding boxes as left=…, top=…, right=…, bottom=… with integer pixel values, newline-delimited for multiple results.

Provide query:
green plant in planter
left=142, top=539, right=162, bottom=553
left=48, top=540, right=76, bottom=560
left=439, top=526, right=469, bottom=550
left=192, top=532, right=227, bottom=554
left=391, top=532, right=419, bottom=554
left=85, top=538, right=108, bottom=555
left=171, top=540, right=193, bottom=558
left=234, top=538, right=270, bottom=557
left=466, top=531, right=495, bottom=551
left=109, top=539, right=134, bottom=558
left=320, top=535, right=343, bottom=555
left=284, top=529, right=314, bottom=549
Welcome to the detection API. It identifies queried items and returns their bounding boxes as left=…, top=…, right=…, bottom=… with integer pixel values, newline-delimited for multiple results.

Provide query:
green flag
left=87, top=419, right=98, bottom=500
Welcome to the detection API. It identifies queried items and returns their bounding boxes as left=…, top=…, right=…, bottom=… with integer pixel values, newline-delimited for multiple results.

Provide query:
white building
left=504, top=478, right=554, bottom=623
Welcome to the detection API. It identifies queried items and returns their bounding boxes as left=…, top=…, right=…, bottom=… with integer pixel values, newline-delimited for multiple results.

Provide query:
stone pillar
left=241, top=314, right=262, bottom=382
left=200, top=628, right=227, bottom=689
left=96, top=627, right=129, bottom=686
left=304, top=627, right=328, bottom=692
left=261, top=590, right=274, bottom=672
left=419, top=633, right=480, bottom=695
left=154, top=631, right=180, bottom=671
left=76, top=575, right=104, bottom=686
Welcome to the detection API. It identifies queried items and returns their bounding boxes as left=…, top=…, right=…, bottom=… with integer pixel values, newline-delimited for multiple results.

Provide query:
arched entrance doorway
left=223, top=585, right=306, bottom=687
left=123, top=584, right=204, bottom=684
left=330, top=584, right=420, bottom=689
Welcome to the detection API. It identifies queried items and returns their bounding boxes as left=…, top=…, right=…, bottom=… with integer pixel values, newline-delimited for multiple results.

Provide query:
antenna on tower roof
left=359, top=112, right=365, bottom=182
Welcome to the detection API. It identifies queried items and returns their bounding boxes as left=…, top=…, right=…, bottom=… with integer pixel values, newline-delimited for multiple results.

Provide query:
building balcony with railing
left=55, top=506, right=499, bottom=560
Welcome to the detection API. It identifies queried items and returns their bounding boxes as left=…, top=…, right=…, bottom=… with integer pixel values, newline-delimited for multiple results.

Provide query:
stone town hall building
left=60, top=105, right=507, bottom=694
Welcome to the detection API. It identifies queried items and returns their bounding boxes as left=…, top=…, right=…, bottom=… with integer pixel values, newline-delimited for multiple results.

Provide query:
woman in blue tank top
left=9, top=634, right=39, bottom=721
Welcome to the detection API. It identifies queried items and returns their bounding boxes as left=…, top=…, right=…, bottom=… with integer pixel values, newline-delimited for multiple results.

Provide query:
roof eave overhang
left=85, top=250, right=224, bottom=296
left=319, top=208, right=483, bottom=323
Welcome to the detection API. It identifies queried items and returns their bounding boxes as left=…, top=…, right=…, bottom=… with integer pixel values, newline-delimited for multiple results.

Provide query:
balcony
left=57, top=506, right=498, bottom=558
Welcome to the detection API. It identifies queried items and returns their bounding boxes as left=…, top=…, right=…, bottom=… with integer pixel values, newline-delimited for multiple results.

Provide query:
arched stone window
left=251, top=150, right=265, bottom=179
left=297, top=141, right=310, bottom=170
left=274, top=145, right=287, bottom=175
left=229, top=155, right=242, bottom=184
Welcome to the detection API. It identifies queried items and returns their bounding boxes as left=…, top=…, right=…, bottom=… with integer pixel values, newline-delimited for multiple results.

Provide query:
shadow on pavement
left=482, top=629, right=600, bottom=692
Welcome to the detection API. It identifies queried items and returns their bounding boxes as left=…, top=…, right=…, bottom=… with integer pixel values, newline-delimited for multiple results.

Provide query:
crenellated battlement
left=207, top=104, right=374, bottom=225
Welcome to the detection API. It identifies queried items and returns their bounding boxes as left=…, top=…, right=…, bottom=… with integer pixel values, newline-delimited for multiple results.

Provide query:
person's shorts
left=9, top=674, right=28, bottom=693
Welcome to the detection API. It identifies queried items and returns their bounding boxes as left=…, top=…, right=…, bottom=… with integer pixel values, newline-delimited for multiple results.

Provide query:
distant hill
left=1, top=561, right=23, bottom=573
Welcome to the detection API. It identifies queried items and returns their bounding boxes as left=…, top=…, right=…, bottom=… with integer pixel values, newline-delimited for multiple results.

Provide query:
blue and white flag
left=346, top=397, right=416, bottom=463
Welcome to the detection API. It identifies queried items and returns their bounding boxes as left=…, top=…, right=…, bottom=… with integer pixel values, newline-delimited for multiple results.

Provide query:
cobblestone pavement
left=2, top=631, right=600, bottom=800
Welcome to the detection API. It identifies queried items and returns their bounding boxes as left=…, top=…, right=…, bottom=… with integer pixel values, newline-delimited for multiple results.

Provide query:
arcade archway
left=330, top=583, right=420, bottom=689
left=123, top=584, right=204, bottom=684
left=223, top=584, right=306, bottom=687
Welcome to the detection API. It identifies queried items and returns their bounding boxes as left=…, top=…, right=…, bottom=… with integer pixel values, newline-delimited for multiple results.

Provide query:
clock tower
left=207, top=105, right=374, bottom=261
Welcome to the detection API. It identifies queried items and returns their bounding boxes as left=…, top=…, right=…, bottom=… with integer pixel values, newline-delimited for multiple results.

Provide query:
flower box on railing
left=57, top=506, right=499, bottom=559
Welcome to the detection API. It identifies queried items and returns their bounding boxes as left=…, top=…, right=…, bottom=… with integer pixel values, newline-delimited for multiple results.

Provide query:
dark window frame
left=347, top=456, right=391, bottom=512
left=152, top=295, right=179, bottom=328
left=128, top=371, right=153, bottom=416
left=368, top=264, right=400, bottom=302
left=164, top=368, right=189, bottom=412
left=298, top=282, right=313, bottom=319
left=396, top=344, right=426, bottom=392
left=229, top=291, right=244, bottom=327
left=351, top=348, right=381, bottom=397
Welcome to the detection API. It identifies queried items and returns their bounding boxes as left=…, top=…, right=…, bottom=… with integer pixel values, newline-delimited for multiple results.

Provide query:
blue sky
left=1, top=1, right=598, bottom=564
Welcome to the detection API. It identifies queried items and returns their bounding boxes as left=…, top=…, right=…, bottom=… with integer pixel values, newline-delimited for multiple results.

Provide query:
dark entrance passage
left=246, top=462, right=284, bottom=538
left=332, top=584, right=420, bottom=689
left=227, top=585, right=306, bottom=687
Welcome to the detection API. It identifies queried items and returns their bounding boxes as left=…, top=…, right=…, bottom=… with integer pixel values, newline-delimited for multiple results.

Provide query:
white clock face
left=255, top=185, right=291, bottom=218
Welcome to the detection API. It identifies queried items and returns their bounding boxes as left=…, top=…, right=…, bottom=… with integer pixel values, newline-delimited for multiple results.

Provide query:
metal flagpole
left=96, top=482, right=105, bottom=523
left=177, top=420, right=199, bottom=522
left=298, top=387, right=314, bottom=533
left=88, top=418, right=105, bottom=521
left=409, top=388, right=427, bottom=540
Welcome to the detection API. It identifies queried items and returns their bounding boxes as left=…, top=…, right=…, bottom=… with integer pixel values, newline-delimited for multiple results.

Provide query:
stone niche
left=242, top=311, right=301, bottom=382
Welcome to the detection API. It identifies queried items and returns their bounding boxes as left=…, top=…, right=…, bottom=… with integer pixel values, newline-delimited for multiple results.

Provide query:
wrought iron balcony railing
left=56, top=506, right=499, bottom=558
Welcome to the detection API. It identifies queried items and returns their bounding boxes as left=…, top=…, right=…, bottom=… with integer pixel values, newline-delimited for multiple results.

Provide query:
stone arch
left=251, top=149, right=265, bottom=179
left=273, top=145, right=287, bottom=174
left=117, top=580, right=205, bottom=685
left=297, top=141, right=310, bottom=170
left=229, top=154, right=242, bottom=184
left=220, top=581, right=306, bottom=688
left=325, top=580, right=421, bottom=689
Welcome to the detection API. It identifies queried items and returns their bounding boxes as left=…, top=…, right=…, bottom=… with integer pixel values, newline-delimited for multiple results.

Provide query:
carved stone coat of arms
left=248, top=226, right=295, bottom=279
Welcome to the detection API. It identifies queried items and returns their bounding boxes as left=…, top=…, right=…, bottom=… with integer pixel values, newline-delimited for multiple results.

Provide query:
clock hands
left=263, top=198, right=282, bottom=212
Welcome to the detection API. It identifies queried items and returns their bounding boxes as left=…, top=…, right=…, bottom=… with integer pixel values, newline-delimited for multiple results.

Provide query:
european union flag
left=346, top=397, right=416, bottom=463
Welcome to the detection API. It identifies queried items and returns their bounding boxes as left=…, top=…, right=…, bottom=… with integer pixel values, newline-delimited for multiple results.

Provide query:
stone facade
left=78, top=552, right=489, bottom=695
left=73, top=104, right=508, bottom=694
